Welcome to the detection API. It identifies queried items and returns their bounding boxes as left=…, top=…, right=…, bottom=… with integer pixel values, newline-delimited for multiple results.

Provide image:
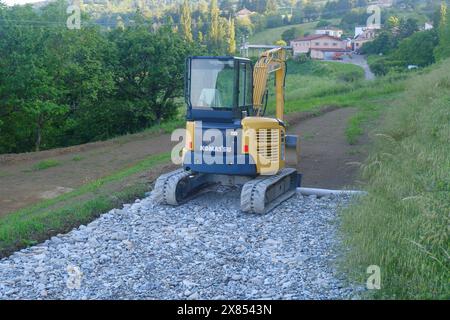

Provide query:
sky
left=2, top=0, right=45, bottom=5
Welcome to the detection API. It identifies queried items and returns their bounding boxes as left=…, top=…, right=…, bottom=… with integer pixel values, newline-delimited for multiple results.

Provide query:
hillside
left=341, top=58, right=450, bottom=299
left=249, top=21, right=319, bottom=44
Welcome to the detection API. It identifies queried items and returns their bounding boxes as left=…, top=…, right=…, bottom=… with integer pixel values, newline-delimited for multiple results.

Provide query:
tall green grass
left=340, top=59, right=450, bottom=299
left=266, top=60, right=368, bottom=113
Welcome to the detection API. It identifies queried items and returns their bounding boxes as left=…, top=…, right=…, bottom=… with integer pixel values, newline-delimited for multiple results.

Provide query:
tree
left=220, top=0, right=236, bottom=15
left=291, top=9, right=303, bottom=24
left=360, top=31, right=396, bottom=55
left=281, top=26, right=303, bottom=43
left=394, top=30, right=438, bottom=67
left=228, top=17, right=236, bottom=54
left=198, top=31, right=204, bottom=43
left=339, top=11, right=369, bottom=30
left=265, top=0, right=277, bottom=14
left=181, top=0, right=193, bottom=42
left=289, top=0, right=298, bottom=8
left=355, top=0, right=368, bottom=8
left=322, top=1, right=337, bottom=19
left=274, top=39, right=287, bottom=46
left=387, top=16, right=400, bottom=34
left=266, top=13, right=284, bottom=28
left=235, top=15, right=253, bottom=36
left=434, top=2, right=450, bottom=61
left=316, top=20, right=330, bottom=28
left=303, top=4, right=319, bottom=22
left=398, top=18, right=419, bottom=39
left=208, top=0, right=221, bottom=50
left=250, top=13, right=267, bottom=32
left=322, top=0, right=351, bottom=19
left=239, top=0, right=267, bottom=13
left=110, top=25, right=203, bottom=127
left=0, top=1, right=114, bottom=151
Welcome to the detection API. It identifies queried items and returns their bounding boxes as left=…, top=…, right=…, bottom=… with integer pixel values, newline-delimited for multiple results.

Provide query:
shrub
left=316, top=20, right=331, bottom=28
left=281, top=27, right=303, bottom=43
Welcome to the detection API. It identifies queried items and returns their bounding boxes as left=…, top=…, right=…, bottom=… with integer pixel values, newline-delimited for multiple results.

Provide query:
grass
left=265, top=59, right=365, bottom=113
left=345, top=91, right=404, bottom=145
left=32, top=159, right=61, bottom=171
left=72, top=155, right=84, bottom=161
left=340, top=59, right=450, bottom=299
left=264, top=59, right=406, bottom=143
left=0, top=152, right=171, bottom=257
left=249, top=19, right=339, bottom=45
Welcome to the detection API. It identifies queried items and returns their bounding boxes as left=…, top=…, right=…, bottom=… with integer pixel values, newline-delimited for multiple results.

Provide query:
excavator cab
left=183, top=56, right=258, bottom=177
left=185, top=57, right=253, bottom=121
left=153, top=50, right=301, bottom=214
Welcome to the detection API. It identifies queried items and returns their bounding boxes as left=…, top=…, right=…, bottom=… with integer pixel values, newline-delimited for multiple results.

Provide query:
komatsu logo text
left=200, top=145, right=232, bottom=153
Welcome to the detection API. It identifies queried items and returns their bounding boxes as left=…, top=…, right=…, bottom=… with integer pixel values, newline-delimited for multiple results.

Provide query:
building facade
left=315, top=27, right=344, bottom=38
left=353, top=28, right=378, bottom=52
left=290, top=34, right=348, bottom=59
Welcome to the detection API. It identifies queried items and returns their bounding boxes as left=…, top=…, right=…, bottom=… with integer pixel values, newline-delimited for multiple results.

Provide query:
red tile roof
left=236, top=8, right=255, bottom=15
left=292, top=34, right=343, bottom=42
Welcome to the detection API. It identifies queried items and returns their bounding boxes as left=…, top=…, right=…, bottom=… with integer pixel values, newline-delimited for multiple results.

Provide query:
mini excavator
left=153, top=48, right=301, bottom=214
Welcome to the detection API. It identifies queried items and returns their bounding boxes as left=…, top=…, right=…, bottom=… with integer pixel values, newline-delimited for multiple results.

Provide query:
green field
left=249, top=20, right=340, bottom=45
left=340, top=59, right=450, bottom=299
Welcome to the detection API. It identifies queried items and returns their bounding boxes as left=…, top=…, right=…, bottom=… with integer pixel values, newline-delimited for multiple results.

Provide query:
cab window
left=238, top=62, right=253, bottom=109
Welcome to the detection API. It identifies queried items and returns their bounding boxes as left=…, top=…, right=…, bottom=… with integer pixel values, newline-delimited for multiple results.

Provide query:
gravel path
left=0, top=188, right=361, bottom=300
left=328, top=54, right=375, bottom=80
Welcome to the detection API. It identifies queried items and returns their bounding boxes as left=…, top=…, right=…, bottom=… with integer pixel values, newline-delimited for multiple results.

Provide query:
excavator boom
left=253, top=48, right=286, bottom=120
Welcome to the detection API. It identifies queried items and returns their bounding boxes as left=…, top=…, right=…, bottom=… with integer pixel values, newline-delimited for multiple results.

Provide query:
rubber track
left=240, top=168, right=297, bottom=214
left=152, top=169, right=190, bottom=205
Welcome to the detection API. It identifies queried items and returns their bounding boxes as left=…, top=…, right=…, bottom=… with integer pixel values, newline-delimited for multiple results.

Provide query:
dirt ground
left=288, top=107, right=367, bottom=189
left=0, top=132, right=177, bottom=216
left=0, top=107, right=368, bottom=216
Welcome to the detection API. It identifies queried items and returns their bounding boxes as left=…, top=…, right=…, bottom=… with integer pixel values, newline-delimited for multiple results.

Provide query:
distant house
left=315, top=27, right=343, bottom=39
left=236, top=8, right=256, bottom=19
left=355, top=25, right=381, bottom=38
left=354, top=26, right=366, bottom=38
left=290, top=34, right=348, bottom=60
left=370, top=0, right=393, bottom=7
left=353, top=27, right=378, bottom=51
left=424, top=22, right=434, bottom=30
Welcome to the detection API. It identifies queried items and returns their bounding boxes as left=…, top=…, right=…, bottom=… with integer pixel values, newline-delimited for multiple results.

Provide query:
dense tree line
left=0, top=1, right=204, bottom=153
left=362, top=3, right=450, bottom=76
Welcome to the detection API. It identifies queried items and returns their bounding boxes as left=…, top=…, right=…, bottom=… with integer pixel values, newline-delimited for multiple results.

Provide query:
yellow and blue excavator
left=153, top=48, right=301, bottom=213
